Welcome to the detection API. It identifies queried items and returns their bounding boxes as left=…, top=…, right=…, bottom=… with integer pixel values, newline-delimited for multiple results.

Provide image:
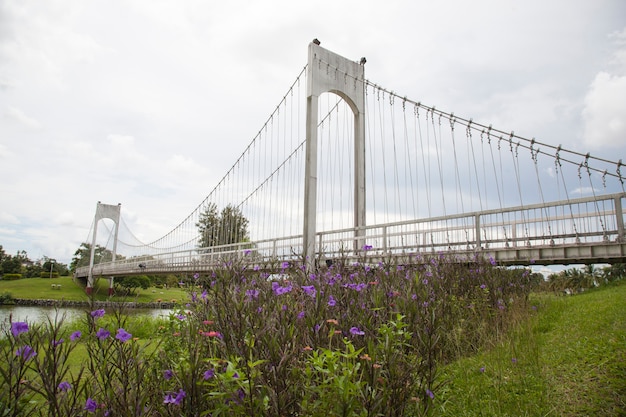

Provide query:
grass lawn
left=437, top=281, right=626, bottom=416
left=0, top=276, right=188, bottom=303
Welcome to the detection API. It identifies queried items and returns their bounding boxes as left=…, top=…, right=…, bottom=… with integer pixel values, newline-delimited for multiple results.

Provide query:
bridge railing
left=315, top=192, right=625, bottom=262
left=75, top=235, right=306, bottom=277
left=75, top=192, right=625, bottom=277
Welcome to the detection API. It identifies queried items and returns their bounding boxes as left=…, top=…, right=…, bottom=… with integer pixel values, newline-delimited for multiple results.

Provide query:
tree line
left=0, top=245, right=69, bottom=278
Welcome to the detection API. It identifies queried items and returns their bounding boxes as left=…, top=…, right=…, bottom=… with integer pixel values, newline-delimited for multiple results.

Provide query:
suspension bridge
left=74, top=42, right=626, bottom=293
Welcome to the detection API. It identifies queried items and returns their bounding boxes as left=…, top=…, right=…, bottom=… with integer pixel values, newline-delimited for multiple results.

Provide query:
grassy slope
left=0, top=276, right=188, bottom=303
left=437, top=282, right=626, bottom=417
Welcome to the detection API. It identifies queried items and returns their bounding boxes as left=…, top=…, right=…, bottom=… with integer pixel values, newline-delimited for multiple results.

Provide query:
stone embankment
left=11, top=298, right=176, bottom=309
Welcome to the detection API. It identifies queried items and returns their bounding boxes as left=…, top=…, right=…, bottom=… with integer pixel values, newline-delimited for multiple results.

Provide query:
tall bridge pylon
left=304, top=41, right=366, bottom=266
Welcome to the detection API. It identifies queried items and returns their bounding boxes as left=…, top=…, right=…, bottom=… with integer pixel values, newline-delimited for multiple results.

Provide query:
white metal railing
left=75, top=192, right=625, bottom=277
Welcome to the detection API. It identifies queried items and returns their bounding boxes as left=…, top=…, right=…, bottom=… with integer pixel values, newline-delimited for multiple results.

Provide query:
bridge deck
left=75, top=192, right=626, bottom=278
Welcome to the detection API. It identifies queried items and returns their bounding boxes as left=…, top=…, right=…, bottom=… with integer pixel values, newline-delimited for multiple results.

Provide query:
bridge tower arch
left=303, top=41, right=366, bottom=266
left=86, top=202, right=121, bottom=295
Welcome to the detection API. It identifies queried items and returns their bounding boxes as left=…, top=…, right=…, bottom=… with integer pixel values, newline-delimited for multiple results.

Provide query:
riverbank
left=9, top=298, right=176, bottom=309
left=0, top=276, right=188, bottom=304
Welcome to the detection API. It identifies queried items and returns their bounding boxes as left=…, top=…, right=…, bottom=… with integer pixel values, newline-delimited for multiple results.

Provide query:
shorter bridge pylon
left=86, top=202, right=121, bottom=295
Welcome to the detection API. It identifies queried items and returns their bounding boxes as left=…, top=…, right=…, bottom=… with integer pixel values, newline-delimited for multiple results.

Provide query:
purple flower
left=301, top=285, right=316, bottom=297
left=96, top=328, right=110, bottom=340
left=479, top=367, right=485, bottom=373
left=53, top=338, right=64, bottom=347
left=58, top=381, right=72, bottom=392
left=237, top=388, right=245, bottom=401
left=349, top=327, right=365, bottom=336
left=203, top=369, right=215, bottom=380
left=328, top=295, right=336, bottom=307
left=163, top=369, right=174, bottom=380
left=233, top=372, right=239, bottom=379
left=164, top=389, right=186, bottom=405
left=193, top=273, right=200, bottom=280
left=90, top=309, right=105, bottom=319
left=84, top=397, right=97, bottom=413
left=11, top=321, right=28, bottom=338
left=344, top=282, right=367, bottom=292
left=201, top=289, right=208, bottom=300
left=245, top=289, right=259, bottom=300
left=362, top=244, right=373, bottom=251
left=297, top=311, right=305, bottom=319
left=280, top=261, right=289, bottom=270
left=273, top=283, right=293, bottom=295
left=244, top=249, right=252, bottom=255
left=489, top=256, right=496, bottom=266
left=175, top=313, right=186, bottom=321
left=15, top=345, right=36, bottom=360
left=70, top=330, right=82, bottom=341
left=426, top=389, right=434, bottom=399
left=115, top=328, right=132, bottom=343
left=511, top=358, right=517, bottom=364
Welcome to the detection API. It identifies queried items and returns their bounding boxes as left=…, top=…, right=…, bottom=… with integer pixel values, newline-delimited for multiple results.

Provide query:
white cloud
left=0, top=143, right=13, bottom=158
left=582, top=72, right=626, bottom=149
left=0, top=211, right=19, bottom=225
left=166, top=154, right=208, bottom=177
left=582, top=27, right=626, bottom=149
left=107, top=134, right=135, bottom=148
left=55, top=211, right=78, bottom=226
left=572, top=186, right=598, bottom=196
left=3, top=106, right=41, bottom=128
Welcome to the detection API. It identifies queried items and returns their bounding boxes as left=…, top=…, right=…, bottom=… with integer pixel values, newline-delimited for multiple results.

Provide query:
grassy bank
left=0, top=276, right=187, bottom=303
left=437, top=281, right=626, bottom=416
left=2, top=259, right=624, bottom=416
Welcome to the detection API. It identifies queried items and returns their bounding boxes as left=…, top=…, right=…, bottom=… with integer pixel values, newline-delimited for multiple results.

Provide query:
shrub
left=1, top=273, right=22, bottom=280
left=40, top=272, right=60, bottom=278
left=0, top=292, right=13, bottom=304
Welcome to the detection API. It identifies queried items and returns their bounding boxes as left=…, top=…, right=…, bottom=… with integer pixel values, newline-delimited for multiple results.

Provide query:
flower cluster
left=0, top=253, right=534, bottom=416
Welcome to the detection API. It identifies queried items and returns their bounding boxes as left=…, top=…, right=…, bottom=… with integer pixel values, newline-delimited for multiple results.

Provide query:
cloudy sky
left=1, top=0, right=625, bottom=265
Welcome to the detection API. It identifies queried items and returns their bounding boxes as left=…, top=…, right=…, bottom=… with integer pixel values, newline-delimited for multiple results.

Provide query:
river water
left=0, top=305, right=173, bottom=325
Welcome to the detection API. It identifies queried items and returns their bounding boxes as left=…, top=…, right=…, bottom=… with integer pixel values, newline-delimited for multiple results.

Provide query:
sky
left=1, top=0, right=625, bottom=266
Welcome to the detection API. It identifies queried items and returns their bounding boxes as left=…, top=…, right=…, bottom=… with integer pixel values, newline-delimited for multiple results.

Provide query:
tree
left=70, top=243, right=119, bottom=272
left=0, top=248, right=30, bottom=276
left=35, top=256, right=67, bottom=278
left=0, top=245, right=5, bottom=275
left=1, top=255, right=21, bottom=275
left=196, top=203, right=249, bottom=248
left=115, top=275, right=151, bottom=295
